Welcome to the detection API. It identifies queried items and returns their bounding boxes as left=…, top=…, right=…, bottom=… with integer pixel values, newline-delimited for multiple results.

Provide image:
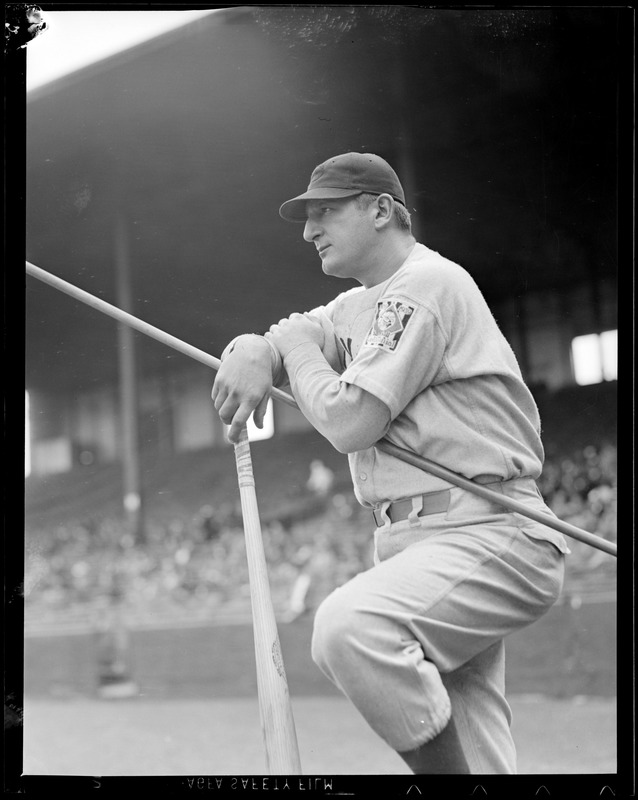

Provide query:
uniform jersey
left=288, top=242, right=545, bottom=508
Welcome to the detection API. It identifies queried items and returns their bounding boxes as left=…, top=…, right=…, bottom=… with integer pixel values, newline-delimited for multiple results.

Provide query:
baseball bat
left=26, top=261, right=301, bottom=771
left=234, top=427, right=302, bottom=774
left=25, top=261, right=617, bottom=557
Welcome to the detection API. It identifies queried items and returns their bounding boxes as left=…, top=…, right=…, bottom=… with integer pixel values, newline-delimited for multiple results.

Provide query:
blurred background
left=12, top=4, right=629, bottom=783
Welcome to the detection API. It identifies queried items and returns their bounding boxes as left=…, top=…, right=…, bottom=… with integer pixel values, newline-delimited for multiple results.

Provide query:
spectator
left=306, top=459, right=335, bottom=496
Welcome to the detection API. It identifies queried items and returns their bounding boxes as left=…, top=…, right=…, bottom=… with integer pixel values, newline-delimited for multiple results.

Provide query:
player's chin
left=320, top=256, right=345, bottom=279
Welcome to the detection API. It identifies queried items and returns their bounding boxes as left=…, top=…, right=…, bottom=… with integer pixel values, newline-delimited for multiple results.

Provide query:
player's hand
left=212, top=339, right=273, bottom=444
left=266, top=313, right=325, bottom=358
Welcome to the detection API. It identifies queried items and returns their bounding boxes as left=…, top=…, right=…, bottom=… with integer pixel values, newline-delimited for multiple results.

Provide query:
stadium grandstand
left=23, top=7, right=620, bottom=636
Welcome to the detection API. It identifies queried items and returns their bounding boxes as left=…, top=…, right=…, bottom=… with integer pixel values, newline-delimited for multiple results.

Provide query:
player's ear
left=373, top=194, right=394, bottom=230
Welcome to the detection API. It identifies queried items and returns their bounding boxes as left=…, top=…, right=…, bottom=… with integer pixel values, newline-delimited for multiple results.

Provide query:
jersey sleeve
left=339, top=294, right=449, bottom=420
left=270, top=286, right=363, bottom=377
left=282, top=342, right=392, bottom=453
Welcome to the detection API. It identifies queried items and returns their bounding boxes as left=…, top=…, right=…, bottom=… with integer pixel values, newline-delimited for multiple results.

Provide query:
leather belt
left=474, top=474, right=503, bottom=485
left=373, top=490, right=451, bottom=527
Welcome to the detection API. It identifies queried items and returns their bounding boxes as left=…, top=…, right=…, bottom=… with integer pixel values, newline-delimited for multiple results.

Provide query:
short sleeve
left=339, top=296, right=449, bottom=419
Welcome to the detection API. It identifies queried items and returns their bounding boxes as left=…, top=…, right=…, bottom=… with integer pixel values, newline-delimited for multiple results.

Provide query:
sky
left=25, top=8, right=219, bottom=92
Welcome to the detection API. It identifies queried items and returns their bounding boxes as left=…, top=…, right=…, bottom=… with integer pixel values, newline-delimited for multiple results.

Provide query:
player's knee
left=311, top=585, right=363, bottom=676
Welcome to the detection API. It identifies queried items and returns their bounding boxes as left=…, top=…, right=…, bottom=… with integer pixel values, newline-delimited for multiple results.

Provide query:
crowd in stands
left=24, top=441, right=617, bottom=630
left=536, top=442, right=617, bottom=571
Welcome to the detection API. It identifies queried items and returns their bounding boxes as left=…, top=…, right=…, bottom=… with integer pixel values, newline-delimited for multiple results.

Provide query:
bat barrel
left=234, top=428, right=302, bottom=774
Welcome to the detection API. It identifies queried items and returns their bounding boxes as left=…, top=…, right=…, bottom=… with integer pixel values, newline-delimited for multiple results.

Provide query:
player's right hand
left=212, top=338, right=273, bottom=444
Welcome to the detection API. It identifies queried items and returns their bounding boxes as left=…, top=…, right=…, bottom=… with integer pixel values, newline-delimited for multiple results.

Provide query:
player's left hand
left=266, top=313, right=325, bottom=358
left=212, top=337, right=273, bottom=444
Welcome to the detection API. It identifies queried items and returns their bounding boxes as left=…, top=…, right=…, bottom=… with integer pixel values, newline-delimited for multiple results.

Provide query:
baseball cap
left=279, top=152, right=406, bottom=222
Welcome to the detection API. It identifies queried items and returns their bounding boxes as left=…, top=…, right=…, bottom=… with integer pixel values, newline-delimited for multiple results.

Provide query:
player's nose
left=303, top=217, right=321, bottom=243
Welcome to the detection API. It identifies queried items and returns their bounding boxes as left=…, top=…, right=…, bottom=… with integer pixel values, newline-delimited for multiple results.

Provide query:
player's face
left=303, top=198, right=378, bottom=284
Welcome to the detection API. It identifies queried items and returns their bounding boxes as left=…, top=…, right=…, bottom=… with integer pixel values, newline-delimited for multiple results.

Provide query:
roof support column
left=115, top=214, right=144, bottom=541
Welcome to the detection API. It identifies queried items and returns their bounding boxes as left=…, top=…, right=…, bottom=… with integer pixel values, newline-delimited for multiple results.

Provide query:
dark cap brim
left=279, top=188, right=363, bottom=222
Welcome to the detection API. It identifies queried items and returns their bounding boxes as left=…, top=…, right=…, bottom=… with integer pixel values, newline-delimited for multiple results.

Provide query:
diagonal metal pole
left=374, top=440, right=617, bottom=556
left=26, top=261, right=617, bottom=558
left=26, top=261, right=296, bottom=410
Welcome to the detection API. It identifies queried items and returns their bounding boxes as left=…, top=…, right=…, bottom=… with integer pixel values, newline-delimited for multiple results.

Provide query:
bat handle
left=234, top=428, right=302, bottom=774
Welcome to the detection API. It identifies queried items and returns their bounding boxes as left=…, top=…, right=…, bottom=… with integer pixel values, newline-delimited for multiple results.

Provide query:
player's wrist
left=278, top=338, right=321, bottom=362
left=222, top=334, right=282, bottom=382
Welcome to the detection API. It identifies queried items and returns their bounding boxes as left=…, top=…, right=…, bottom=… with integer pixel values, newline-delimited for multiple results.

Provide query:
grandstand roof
left=24, top=7, right=626, bottom=392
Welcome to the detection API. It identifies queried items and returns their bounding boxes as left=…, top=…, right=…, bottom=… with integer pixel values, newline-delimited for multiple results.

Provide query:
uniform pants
left=311, top=477, right=568, bottom=774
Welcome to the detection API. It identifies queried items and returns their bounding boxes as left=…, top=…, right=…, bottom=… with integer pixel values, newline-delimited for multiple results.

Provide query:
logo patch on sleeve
left=364, top=300, right=415, bottom=352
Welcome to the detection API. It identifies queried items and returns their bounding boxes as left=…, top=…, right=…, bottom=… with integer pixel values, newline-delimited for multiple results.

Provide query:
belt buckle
left=373, top=490, right=450, bottom=528
left=373, top=499, right=409, bottom=527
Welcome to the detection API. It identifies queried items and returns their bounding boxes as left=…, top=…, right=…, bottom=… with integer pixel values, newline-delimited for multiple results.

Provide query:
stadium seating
left=24, top=386, right=617, bottom=631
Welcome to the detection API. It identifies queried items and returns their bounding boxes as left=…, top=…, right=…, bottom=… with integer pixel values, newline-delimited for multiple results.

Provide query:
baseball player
left=212, top=152, right=569, bottom=774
